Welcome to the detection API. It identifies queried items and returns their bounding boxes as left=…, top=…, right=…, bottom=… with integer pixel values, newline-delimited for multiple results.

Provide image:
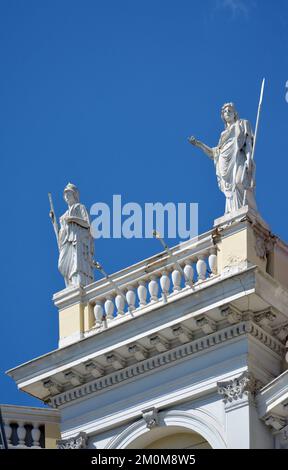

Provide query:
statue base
left=213, top=205, right=270, bottom=232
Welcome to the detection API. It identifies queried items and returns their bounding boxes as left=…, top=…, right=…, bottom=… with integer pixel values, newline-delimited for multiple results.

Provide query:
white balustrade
left=4, top=422, right=12, bottom=446
left=115, top=293, right=125, bottom=315
left=94, top=301, right=104, bottom=327
left=208, top=250, right=217, bottom=275
left=196, top=256, right=207, bottom=281
left=2, top=409, right=52, bottom=449
left=16, top=422, right=26, bottom=447
left=148, top=276, right=159, bottom=302
left=160, top=270, right=170, bottom=301
left=31, top=424, right=41, bottom=448
left=86, top=235, right=218, bottom=332
left=104, top=296, right=114, bottom=320
left=137, top=280, right=147, bottom=306
left=126, top=286, right=136, bottom=311
left=172, top=268, right=182, bottom=291
left=184, top=260, right=194, bottom=286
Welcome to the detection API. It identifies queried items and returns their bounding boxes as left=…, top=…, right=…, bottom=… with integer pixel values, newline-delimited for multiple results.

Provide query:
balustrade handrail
left=80, top=229, right=217, bottom=303
left=1, top=404, right=60, bottom=449
left=76, top=230, right=219, bottom=329
left=53, top=229, right=220, bottom=333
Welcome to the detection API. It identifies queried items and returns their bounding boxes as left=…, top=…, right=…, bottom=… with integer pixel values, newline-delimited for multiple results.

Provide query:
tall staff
left=243, top=78, right=265, bottom=205
left=48, top=192, right=59, bottom=248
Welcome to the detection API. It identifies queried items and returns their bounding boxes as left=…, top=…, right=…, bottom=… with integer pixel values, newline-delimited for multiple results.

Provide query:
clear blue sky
left=1, top=0, right=288, bottom=407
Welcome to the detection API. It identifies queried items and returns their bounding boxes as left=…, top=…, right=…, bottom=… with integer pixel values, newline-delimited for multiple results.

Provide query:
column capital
left=57, top=431, right=88, bottom=449
left=217, top=371, right=261, bottom=408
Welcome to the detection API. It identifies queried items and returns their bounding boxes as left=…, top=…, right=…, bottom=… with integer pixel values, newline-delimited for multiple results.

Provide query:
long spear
left=243, top=78, right=265, bottom=205
left=48, top=192, right=60, bottom=248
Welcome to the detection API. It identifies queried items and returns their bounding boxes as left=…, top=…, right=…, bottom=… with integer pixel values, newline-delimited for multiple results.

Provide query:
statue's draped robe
left=58, top=203, right=94, bottom=287
left=213, top=119, right=257, bottom=214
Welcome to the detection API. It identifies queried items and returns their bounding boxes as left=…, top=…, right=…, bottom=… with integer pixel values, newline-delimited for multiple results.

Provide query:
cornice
left=48, top=320, right=284, bottom=408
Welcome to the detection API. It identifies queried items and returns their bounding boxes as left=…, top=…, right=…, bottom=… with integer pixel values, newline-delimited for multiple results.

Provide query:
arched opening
left=106, top=409, right=226, bottom=449
left=126, top=426, right=212, bottom=449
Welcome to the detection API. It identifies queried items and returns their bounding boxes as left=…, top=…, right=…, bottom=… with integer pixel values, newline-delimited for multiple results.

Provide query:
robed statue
left=189, top=102, right=257, bottom=215
left=49, top=183, right=94, bottom=288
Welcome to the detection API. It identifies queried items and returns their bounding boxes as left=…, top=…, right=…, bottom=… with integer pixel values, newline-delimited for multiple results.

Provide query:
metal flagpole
left=0, top=407, right=8, bottom=449
left=243, top=78, right=265, bottom=205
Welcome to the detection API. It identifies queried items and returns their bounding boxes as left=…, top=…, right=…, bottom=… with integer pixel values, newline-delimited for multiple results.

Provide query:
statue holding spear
left=48, top=183, right=94, bottom=288
left=188, top=79, right=265, bottom=216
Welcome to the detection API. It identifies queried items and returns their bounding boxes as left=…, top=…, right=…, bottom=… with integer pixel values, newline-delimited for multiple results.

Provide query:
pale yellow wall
left=145, top=432, right=211, bottom=449
left=268, top=243, right=288, bottom=290
left=59, top=303, right=85, bottom=339
left=217, top=223, right=267, bottom=274
left=45, top=422, right=61, bottom=449
left=247, top=225, right=267, bottom=271
left=84, top=303, right=95, bottom=332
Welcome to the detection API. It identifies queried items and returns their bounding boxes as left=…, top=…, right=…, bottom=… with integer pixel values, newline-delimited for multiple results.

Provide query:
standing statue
left=188, top=102, right=257, bottom=214
left=49, top=183, right=94, bottom=288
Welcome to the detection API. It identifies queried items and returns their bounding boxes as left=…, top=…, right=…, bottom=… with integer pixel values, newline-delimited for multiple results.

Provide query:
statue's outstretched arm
left=188, top=136, right=214, bottom=160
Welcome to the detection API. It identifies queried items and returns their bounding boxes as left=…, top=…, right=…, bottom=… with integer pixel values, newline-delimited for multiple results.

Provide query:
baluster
left=160, top=270, right=170, bottom=301
left=17, top=422, right=26, bottom=448
left=94, top=300, right=104, bottom=327
left=137, top=280, right=147, bottom=307
left=115, top=293, right=125, bottom=315
left=148, top=275, right=159, bottom=302
left=31, top=423, right=41, bottom=448
left=184, top=260, right=194, bottom=286
left=172, top=268, right=182, bottom=291
left=4, top=422, right=12, bottom=447
left=126, top=286, right=136, bottom=311
left=196, top=255, right=207, bottom=281
left=104, top=295, right=114, bottom=320
left=208, top=249, right=217, bottom=275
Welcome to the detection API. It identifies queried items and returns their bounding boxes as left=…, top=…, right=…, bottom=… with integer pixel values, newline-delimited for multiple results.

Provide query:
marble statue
left=188, top=103, right=257, bottom=214
left=49, top=183, right=94, bottom=288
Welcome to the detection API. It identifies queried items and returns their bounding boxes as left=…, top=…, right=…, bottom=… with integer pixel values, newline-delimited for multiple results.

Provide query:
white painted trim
left=105, top=409, right=227, bottom=449
left=58, top=332, right=84, bottom=348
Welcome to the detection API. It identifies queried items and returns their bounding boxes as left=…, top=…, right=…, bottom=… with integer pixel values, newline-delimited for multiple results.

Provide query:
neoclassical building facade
left=5, top=206, right=288, bottom=449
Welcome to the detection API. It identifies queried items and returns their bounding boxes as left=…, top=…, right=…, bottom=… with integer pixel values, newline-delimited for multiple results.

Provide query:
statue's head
left=63, top=182, right=79, bottom=205
left=221, top=103, right=239, bottom=127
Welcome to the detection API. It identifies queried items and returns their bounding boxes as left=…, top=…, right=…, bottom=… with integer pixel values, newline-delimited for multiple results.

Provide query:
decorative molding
left=196, top=317, right=216, bottom=334
left=171, top=325, right=192, bottom=343
left=254, top=309, right=276, bottom=329
left=252, top=222, right=274, bottom=260
left=64, top=371, right=84, bottom=387
left=48, top=320, right=283, bottom=408
left=220, top=305, right=242, bottom=324
left=105, top=409, right=227, bottom=449
left=149, top=335, right=169, bottom=352
left=42, top=379, right=62, bottom=395
left=57, top=432, right=88, bottom=449
left=217, top=371, right=262, bottom=405
left=245, top=321, right=283, bottom=355
left=276, top=424, right=288, bottom=449
left=255, top=236, right=267, bottom=259
left=273, top=324, right=288, bottom=343
left=141, top=407, right=159, bottom=429
left=106, top=353, right=125, bottom=370
left=84, top=361, right=104, bottom=378
left=264, top=414, right=286, bottom=431
left=128, top=344, right=148, bottom=361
